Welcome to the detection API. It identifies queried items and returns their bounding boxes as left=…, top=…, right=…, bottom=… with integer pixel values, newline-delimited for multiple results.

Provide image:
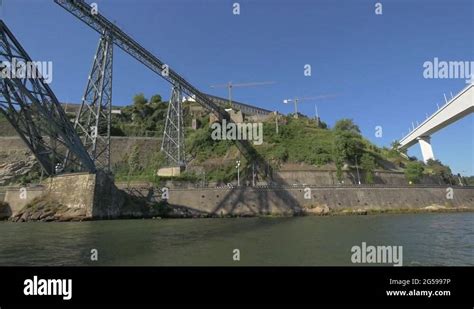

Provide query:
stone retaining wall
left=2, top=177, right=473, bottom=220
left=167, top=186, right=474, bottom=216
left=0, top=136, right=161, bottom=166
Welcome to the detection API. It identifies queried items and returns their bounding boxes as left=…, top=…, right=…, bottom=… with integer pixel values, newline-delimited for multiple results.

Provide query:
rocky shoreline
left=1, top=198, right=472, bottom=222
left=8, top=196, right=88, bottom=222
left=1, top=194, right=217, bottom=222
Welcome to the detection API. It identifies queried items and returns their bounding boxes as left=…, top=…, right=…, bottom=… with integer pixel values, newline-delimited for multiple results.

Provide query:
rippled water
left=0, top=212, right=472, bottom=266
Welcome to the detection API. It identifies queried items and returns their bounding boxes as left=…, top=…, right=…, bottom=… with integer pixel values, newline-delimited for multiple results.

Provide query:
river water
left=0, top=213, right=472, bottom=266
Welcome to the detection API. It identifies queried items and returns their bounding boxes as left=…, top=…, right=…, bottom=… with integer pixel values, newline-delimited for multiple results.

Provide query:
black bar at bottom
left=0, top=267, right=471, bottom=306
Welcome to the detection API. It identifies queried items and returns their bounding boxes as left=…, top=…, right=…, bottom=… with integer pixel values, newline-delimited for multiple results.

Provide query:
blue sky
left=2, top=0, right=473, bottom=175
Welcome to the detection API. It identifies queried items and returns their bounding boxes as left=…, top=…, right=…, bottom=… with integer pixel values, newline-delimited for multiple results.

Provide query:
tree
left=426, top=159, right=452, bottom=183
left=335, top=155, right=344, bottom=182
left=360, top=153, right=376, bottom=183
left=131, top=93, right=150, bottom=122
left=334, top=118, right=360, bottom=134
left=133, top=93, right=147, bottom=106
left=150, top=94, right=162, bottom=104
left=333, top=130, right=364, bottom=166
left=390, top=140, right=401, bottom=150
left=404, top=161, right=424, bottom=184
left=332, top=119, right=364, bottom=182
left=334, top=131, right=362, bottom=159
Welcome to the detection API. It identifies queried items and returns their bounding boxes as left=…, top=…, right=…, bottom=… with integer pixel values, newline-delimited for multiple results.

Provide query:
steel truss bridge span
left=54, top=0, right=229, bottom=122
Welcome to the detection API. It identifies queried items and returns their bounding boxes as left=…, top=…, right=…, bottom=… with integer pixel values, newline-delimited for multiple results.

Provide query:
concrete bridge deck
left=399, top=84, right=473, bottom=162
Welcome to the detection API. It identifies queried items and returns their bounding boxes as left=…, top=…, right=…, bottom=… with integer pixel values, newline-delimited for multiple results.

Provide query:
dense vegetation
left=105, top=94, right=399, bottom=183
left=465, top=176, right=474, bottom=186
left=108, top=93, right=465, bottom=185
left=110, top=93, right=168, bottom=137
left=0, top=93, right=465, bottom=185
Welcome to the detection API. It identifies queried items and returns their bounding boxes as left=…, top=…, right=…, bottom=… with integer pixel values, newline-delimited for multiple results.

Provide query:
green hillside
left=109, top=93, right=458, bottom=185
left=0, top=92, right=460, bottom=186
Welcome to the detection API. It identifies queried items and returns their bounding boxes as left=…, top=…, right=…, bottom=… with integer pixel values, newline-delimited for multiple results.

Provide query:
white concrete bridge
left=399, top=83, right=474, bottom=162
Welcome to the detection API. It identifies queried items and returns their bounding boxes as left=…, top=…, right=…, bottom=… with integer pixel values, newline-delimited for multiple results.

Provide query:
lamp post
left=275, top=111, right=279, bottom=134
left=283, top=98, right=300, bottom=118
left=236, top=160, right=241, bottom=186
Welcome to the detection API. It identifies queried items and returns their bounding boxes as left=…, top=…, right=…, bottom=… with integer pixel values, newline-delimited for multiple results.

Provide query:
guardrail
left=136, top=184, right=474, bottom=191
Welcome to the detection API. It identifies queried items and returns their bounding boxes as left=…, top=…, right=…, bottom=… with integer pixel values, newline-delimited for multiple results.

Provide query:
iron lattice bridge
left=0, top=0, right=266, bottom=177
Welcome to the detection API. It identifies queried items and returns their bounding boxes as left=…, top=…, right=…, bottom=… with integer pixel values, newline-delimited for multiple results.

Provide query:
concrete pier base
left=417, top=136, right=435, bottom=163
left=157, top=166, right=183, bottom=177
left=3, top=171, right=125, bottom=220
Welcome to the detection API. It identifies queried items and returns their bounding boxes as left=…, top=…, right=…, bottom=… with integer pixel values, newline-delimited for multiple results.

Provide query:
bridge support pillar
left=417, top=136, right=435, bottom=163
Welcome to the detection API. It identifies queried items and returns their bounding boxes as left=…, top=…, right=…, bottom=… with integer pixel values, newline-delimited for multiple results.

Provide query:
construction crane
left=283, top=94, right=337, bottom=119
left=210, top=81, right=275, bottom=106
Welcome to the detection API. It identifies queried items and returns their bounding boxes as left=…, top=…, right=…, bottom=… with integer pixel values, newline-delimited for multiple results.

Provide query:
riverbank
left=164, top=186, right=474, bottom=217
left=1, top=172, right=473, bottom=222
left=2, top=194, right=473, bottom=222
